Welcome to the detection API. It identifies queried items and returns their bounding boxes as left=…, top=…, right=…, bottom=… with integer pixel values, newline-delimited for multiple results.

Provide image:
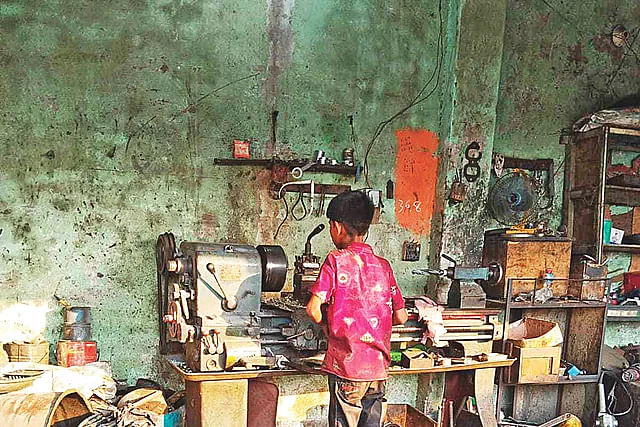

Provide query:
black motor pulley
left=257, top=245, right=288, bottom=292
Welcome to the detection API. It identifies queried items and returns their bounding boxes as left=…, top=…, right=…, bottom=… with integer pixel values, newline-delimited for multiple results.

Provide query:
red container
left=623, top=272, right=640, bottom=294
left=233, top=140, right=251, bottom=159
left=56, top=341, right=98, bottom=367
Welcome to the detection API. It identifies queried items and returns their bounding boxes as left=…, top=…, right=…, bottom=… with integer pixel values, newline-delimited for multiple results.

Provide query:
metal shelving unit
left=564, top=125, right=640, bottom=261
left=490, top=278, right=610, bottom=424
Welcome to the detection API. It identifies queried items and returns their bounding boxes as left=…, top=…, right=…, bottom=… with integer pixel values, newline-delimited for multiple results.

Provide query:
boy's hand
left=393, top=308, right=408, bottom=325
left=306, top=294, right=324, bottom=324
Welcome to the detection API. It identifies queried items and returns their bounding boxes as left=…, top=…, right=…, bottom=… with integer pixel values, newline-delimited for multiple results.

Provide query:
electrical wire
left=362, top=0, right=444, bottom=186
left=600, top=370, right=633, bottom=417
left=274, top=195, right=289, bottom=240
left=605, top=27, right=640, bottom=91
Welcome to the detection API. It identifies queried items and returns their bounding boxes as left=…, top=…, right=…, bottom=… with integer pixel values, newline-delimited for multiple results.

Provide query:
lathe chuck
left=257, top=245, right=288, bottom=292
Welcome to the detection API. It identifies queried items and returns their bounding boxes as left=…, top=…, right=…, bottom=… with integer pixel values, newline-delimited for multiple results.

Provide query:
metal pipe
left=260, top=340, right=289, bottom=345
left=259, top=328, right=282, bottom=335
left=391, top=327, right=422, bottom=333
left=441, top=333, right=493, bottom=340
left=444, top=325, right=494, bottom=332
left=392, top=325, right=494, bottom=333
left=391, top=334, right=493, bottom=343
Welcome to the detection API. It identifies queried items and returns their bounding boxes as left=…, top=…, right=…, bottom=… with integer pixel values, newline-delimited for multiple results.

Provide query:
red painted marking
left=394, top=128, right=439, bottom=235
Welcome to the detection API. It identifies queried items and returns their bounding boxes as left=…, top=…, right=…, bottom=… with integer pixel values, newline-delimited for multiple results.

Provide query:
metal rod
left=259, top=328, right=282, bottom=335
left=391, top=334, right=493, bottom=343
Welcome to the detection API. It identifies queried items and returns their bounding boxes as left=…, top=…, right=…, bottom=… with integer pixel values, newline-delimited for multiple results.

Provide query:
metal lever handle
left=441, top=253, right=457, bottom=266
left=206, top=263, right=238, bottom=311
left=305, top=224, right=326, bottom=256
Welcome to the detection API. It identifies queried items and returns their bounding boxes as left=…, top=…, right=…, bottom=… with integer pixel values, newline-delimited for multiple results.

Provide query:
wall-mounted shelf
left=603, top=243, right=640, bottom=253
left=494, top=278, right=609, bottom=424
left=213, top=158, right=357, bottom=176
left=607, top=305, right=640, bottom=321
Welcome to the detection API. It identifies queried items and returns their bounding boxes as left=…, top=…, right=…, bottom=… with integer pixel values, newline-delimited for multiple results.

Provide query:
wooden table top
left=166, top=356, right=515, bottom=382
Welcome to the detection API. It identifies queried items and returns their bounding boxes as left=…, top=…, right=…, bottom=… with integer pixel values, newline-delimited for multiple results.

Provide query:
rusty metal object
left=0, top=390, right=91, bottom=427
left=4, top=342, right=49, bottom=364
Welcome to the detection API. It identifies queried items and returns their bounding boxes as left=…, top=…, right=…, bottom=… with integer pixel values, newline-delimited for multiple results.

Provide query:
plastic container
left=603, top=219, right=613, bottom=244
left=4, top=342, right=50, bottom=364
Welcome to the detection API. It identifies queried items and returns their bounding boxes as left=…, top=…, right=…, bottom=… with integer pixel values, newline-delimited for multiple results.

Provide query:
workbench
left=167, top=356, right=514, bottom=427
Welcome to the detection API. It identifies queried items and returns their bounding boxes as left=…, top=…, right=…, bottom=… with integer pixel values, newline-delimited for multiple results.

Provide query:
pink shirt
left=311, top=242, right=405, bottom=381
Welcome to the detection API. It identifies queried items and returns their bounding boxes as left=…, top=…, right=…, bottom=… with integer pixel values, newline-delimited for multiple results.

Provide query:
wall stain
left=567, top=42, right=588, bottom=64
left=263, top=0, right=295, bottom=109
left=592, top=34, right=624, bottom=62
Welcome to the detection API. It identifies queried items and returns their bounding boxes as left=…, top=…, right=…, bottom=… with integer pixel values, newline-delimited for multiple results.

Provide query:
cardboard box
left=569, top=257, right=607, bottom=300
left=400, top=348, right=435, bottom=369
left=505, top=342, right=561, bottom=384
left=508, top=318, right=563, bottom=348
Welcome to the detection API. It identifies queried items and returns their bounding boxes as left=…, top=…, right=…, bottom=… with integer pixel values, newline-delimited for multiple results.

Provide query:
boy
left=306, top=191, right=408, bottom=427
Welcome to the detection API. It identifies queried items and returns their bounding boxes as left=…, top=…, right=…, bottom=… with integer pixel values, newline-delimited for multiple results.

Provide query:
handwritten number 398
left=397, top=200, right=421, bottom=214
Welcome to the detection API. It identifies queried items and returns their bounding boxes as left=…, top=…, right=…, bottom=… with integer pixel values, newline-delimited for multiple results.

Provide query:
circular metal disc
left=256, top=245, right=288, bottom=292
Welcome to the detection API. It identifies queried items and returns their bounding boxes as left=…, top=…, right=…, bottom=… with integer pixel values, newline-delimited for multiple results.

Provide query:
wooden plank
left=603, top=244, right=640, bottom=254
left=609, top=127, right=640, bottom=138
left=213, top=158, right=357, bottom=176
left=278, top=183, right=350, bottom=196
left=167, top=357, right=515, bottom=382
left=502, top=157, right=553, bottom=171
left=564, top=307, right=605, bottom=374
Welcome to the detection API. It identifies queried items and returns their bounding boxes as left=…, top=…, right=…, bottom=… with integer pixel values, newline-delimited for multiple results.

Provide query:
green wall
left=495, top=0, right=640, bottom=229
left=1, top=0, right=639, bottom=412
left=0, top=0, right=453, bottom=387
left=494, top=0, right=640, bottom=347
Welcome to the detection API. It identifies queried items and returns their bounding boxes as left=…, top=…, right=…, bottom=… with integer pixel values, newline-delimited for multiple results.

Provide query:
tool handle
left=304, top=224, right=325, bottom=256
left=306, top=224, right=325, bottom=243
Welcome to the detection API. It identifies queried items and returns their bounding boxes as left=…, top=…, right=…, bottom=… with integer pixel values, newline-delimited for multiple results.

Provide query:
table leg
left=474, top=368, right=497, bottom=427
left=185, top=379, right=248, bottom=427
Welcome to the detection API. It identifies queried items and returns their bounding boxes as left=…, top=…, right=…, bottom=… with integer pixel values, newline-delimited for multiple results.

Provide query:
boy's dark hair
left=326, top=191, right=374, bottom=236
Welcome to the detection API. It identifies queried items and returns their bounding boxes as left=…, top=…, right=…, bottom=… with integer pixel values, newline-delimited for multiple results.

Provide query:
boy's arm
left=306, top=255, right=336, bottom=324
left=389, top=266, right=407, bottom=325
left=306, top=294, right=324, bottom=324
left=393, top=307, right=408, bottom=325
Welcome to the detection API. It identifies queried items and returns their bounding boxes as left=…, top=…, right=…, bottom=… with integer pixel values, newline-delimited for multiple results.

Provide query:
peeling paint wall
left=494, top=0, right=640, bottom=348
left=2, top=0, right=637, bottom=420
left=0, top=0, right=452, bottom=399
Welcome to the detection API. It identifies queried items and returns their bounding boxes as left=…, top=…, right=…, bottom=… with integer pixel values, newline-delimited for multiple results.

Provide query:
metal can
left=342, top=148, right=354, bottom=166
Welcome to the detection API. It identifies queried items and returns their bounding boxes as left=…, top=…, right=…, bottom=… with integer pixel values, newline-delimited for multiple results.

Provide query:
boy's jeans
left=328, top=374, right=386, bottom=427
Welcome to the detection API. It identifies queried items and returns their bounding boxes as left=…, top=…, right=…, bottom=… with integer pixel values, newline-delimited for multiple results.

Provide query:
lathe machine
left=156, top=230, right=329, bottom=372
left=157, top=229, right=504, bottom=373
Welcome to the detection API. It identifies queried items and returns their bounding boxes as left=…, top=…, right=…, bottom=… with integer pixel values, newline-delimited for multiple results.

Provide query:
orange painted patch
left=394, top=128, right=439, bottom=235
